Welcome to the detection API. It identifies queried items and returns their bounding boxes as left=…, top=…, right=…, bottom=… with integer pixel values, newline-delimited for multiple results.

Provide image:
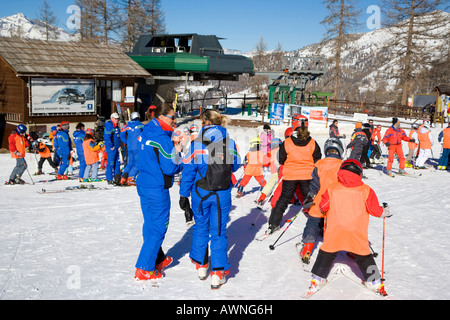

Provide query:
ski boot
left=308, top=275, right=327, bottom=293
left=35, top=170, right=44, bottom=175
left=398, top=169, right=408, bottom=175
left=155, top=256, right=173, bottom=273
left=299, top=243, right=315, bottom=264
left=191, top=259, right=209, bottom=281
left=211, top=269, right=229, bottom=289
left=364, top=279, right=388, bottom=296
left=134, top=268, right=163, bottom=281
left=57, top=174, right=69, bottom=180
left=127, top=177, right=136, bottom=186
left=14, top=175, right=26, bottom=185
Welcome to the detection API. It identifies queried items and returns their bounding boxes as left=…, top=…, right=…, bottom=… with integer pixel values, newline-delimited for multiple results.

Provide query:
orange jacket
left=9, top=132, right=28, bottom=159
left=83, top=139, right=101, bottom=165
left=283, top=137, right=316, bottom=180
left=308, top=157, right=342, bottom=218
left=319, top=170, right=383, bottom=255
left=37, top=142, right=51, bottom=158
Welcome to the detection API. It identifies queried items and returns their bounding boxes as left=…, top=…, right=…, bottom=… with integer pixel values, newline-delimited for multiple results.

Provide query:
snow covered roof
left=0, top=36, right=151, bottom=78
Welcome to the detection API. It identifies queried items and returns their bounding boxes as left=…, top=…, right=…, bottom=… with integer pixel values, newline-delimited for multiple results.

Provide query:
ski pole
left=22, top=157, right=35, bottom=185
left=269, top=209, right=302, bottom=250
left=381, top=216, right=386, bottom=282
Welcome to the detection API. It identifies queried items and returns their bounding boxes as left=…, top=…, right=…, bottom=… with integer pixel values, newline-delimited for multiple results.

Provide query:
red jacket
left=382, top=125, right=409, bottom=146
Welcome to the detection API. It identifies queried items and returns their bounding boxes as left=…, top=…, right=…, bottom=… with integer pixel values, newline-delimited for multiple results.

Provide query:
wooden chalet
left=0, top=36, right=151, bottom=148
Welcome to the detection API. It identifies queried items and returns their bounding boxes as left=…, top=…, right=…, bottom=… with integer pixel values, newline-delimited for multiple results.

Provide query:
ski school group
left=6, top=102, right=450, bottom=298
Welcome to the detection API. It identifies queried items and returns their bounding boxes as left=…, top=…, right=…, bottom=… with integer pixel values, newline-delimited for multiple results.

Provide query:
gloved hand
left=179, top=196, right=191, bottom=211
left=257, top=193, right=267, bottom=205
left=302, top=195, right=315, bottom=210
left=385, top=142, right=390, bottom=147
left=380, top=205, right=392, bottom=218
left=14, top=151, right=22, bottom=157
left=409, top=139, right=415, bottom=143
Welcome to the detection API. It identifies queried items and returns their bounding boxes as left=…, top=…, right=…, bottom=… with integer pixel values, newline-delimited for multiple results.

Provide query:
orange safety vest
left=38, top=142, right=51, bottom=158
left=244, top=150, right=264, bottom=176
left=408, top=130, right=418, bottom=149
left=283, top=137, right=316, bottom=180
left=83, top=139, right=101, bottom=165
left=442, top=128, right=450, bottom=149
left=418, top=130, right=432, bottom=149
left=320, top=181, right=372, bottom=255
left=308, top=157, right=342, bottom=218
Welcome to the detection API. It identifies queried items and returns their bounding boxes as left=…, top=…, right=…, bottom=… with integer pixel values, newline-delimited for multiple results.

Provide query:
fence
left=327, top=99, right=431, bottom=121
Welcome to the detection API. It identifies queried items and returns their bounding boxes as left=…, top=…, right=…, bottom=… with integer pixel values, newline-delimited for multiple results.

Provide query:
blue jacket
left=179, top=125, right=241, bottom=198
left=56, top=129, right=72, bottom=157
left=120, top=120, right=144, bottom=151
left=104, top=120, right=121, bottom=151
left=137, top=118, right=182, bottom=189
left=73, top=129, right=85, bottom=157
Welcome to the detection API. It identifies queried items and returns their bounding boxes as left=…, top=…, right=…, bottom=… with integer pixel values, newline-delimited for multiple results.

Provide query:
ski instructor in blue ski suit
left=179, top=109, right=240, bottom=289
left=134, top=103, right=182, bottom=281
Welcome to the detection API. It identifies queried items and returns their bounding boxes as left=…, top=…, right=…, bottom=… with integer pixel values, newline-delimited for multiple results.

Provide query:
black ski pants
left=38, top=157, right=58, bottom=171
left=268, top=179, right=310, bottom=228
left=312, top=249, right=381, bottom=282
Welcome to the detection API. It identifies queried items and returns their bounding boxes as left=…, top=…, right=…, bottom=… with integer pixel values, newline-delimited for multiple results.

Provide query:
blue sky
left=2, top=0, right=390, bottom=51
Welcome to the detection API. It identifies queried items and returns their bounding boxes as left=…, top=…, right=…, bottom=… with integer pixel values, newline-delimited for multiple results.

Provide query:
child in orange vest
left=236, top=137, right=268, bottom=198
left=306, top=159, right=392, bottom=297
left=266, top=124, right=321, bottom=234
left=298, top=138, right=344, bottom=264
left=415, top=120, right=434, bottom=169
left=82, top=129, right=104, bottom=182
left=34, top=141, right=58, bottom=175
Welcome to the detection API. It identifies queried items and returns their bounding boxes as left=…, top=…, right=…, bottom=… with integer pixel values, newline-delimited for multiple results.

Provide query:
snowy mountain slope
left=1, top=110, right=450, bottom=301
left=288, top=11, right=450, bottom=93
left=0, top=13, right=75, bottom=41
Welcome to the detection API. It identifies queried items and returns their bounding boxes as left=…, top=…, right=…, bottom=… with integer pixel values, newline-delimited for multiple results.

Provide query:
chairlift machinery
left=127, top=34, right=254, bottom=111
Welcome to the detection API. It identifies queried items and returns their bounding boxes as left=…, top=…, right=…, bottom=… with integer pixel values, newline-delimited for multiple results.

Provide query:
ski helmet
left=340, top=159, right=363, bottom=177
left=411, top=123, right=419, bottom=130
left=284, top=127, right=293, bottom=138
left=250, top=137, right=261, bottom=149
left=324, top=138, right=344, bottom=157
left=270, top=138, right=282, bottom=149
left=16, top=124, right=27, bottom=134
left=130, top=112, right=140, bottom=121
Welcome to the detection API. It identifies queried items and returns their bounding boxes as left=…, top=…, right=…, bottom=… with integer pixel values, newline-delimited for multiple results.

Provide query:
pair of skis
left=37, top=184, right=112, bottom=194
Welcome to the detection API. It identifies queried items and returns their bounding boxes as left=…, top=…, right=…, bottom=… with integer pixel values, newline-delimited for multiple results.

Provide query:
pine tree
left=321, top=0, right=361, bottom=100
left=38, top=0, right=58, bottom=41
left=381, top=0, right=450, bottom=105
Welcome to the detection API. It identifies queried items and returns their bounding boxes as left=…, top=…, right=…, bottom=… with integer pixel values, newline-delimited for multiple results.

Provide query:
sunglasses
left=163, top=114, right=176, bottom=120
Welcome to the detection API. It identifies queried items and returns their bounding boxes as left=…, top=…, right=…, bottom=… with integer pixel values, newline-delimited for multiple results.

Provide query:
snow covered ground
left=1, top=109, right=449, bottom=301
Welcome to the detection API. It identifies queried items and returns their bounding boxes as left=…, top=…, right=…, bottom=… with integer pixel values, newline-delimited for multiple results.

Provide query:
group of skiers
left=7, top=108, right=450, bottom=297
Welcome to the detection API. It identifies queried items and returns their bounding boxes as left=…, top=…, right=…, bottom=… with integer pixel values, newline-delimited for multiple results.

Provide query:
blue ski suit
left=179, top=125, right=240, bottom=271
left=104, top=120, right=121, bottom=181
left=120, top=120, right=144, bottom=178
left=56, top=129, right=72, bottom=175
left=73, top=129, right=86, bottom=179
left=135, top=118, right=182, bottom=272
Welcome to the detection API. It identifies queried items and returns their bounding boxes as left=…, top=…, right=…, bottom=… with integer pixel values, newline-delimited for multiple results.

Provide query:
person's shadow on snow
left=226, top=206, right=266, bottom=279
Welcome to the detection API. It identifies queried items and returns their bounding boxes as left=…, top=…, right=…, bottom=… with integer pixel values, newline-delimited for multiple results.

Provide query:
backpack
left=195, top=128, right=234, bottom=192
